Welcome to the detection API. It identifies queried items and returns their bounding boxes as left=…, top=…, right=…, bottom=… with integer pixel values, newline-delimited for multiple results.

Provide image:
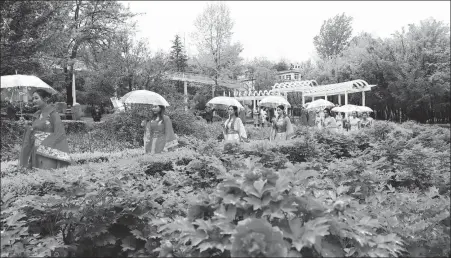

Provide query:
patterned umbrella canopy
left=259, top=96, right=291, bottom=108
left=206, top=96, right=244, bottom=110
left=120, top=90, right=170, bottom=106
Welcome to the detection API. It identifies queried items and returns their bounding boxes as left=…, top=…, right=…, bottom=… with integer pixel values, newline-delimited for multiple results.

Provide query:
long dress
left=360, top=117, right=373, bottom=128
left=144, top=115, right=176, bottom=154
left=336, top=116, right=343, bottom=131
left=19, top=105, right=71, bottom=169
left=349, top=117, right=360, bottom=131
left=223, top=117, right=247, bottom=143
left=316, top=115, right=323, bottom=129
left=271, top=116, right=294, bottom=142
left=323, top=116, right=338, bottom=131
left=253, top=109, right=260, bottom=126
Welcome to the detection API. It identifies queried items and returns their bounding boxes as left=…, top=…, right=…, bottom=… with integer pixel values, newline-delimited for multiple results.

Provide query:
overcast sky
left=123, top=1, right=450, bottom=63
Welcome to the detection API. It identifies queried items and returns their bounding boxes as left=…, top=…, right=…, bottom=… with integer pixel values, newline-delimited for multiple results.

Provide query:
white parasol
left=1, top=75, right=58, bottom=117
left=331, top=104, right=361, bottom=113
left=1, top=75, right=57, bottom=94
left=206, top=96, right=244, bottom=110
left=259, top=96, right=291, bottom=108
left=120, top=90, right=170, bottom=106
left=332, top=104, right=373, bottom=113
left=304, top=99, right=335, bottom=110
left=357, top=106, right=373, bottom=113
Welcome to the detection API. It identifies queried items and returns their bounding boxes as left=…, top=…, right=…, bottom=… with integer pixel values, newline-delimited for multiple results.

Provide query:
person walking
left=142, top=105, right=176, bottom=154
left=322, top=108, right=338, bottom=131
left=348, top=111, right=361, bottom=131
left=253, top=106, right=260, bottom=127
left=91, top=105, right=102, bottom=122
left=223, top=105, right=247, bottom=144
left=359, top=112, right=374, bottom=128
left=270, top=105, right=294, bottom=142
left=19, top=89, right=71, bottom=169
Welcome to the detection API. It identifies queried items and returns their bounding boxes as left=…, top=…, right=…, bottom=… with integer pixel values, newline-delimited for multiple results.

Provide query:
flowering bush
left=1, top=119, right=449, bottom=257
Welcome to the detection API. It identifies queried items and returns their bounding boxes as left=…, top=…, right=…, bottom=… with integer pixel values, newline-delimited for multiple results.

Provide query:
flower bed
left=1, top=120, right=450, bottom=257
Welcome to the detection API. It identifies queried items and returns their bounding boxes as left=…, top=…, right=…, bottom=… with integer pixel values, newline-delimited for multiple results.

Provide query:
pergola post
left=324, top=94, right=327, bottom=100
left=302, top=94, right=305, bottom=105
left=338, top=94, right=341, bottom=105
left=362, top=91, right=366, bottom=106
left=229, top=91, right=231, bottom=97
left=312, top=96, right=315, bottom=101
left=184, top=80, right=188, bottom=111
left=72, top=72, right=76, bottom=105
left=345, top=91, right=348, bottom=105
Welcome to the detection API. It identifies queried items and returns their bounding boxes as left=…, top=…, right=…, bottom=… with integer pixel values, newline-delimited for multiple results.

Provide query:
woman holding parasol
left=19, top=89, right=71, bottom=169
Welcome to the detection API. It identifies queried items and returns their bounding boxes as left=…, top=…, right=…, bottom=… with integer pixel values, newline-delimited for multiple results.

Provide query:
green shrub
left=0, top=149, right=199, bottom=257
left=62, top=120, right=88, bottom=134
left=153, top=159, right=406, bottom=257
left=1, top=120, right=25, bottom=162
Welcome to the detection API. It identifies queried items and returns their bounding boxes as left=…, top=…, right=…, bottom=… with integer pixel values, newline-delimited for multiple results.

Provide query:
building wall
left=276, top=71, right=301, bottom=82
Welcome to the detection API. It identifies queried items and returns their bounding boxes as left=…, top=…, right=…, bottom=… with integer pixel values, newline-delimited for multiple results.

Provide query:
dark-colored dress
left=92, top=110, right=102, bottom=122
left=204, top=109, right=214, bottom=123
left=19, top=106, right=71, bottom=169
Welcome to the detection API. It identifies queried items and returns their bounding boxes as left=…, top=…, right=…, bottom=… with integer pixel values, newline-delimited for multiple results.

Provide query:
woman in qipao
left=253, top=106, right=260, bottom=127
left=19, top=89, right=71, bottom=169
left=222, top=105, right=247, bottom=143
left=348, top=111, right=360, bottom=131
left=359, top=112, right=374, bottom=128
left=322, top=108, right=338, bottom=131
left=142, top=105, right=176, bottom=154
left=270, top=105, right=294, bottom=142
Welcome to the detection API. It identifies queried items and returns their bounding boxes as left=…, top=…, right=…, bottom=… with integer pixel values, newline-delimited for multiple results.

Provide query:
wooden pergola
left=168, top=72, right=243, bottom=111
left=231, top=79, right=376, bottom=109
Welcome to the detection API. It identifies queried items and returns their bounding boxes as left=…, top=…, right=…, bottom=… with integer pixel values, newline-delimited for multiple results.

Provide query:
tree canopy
left=313, top=13, right=353, bottom=59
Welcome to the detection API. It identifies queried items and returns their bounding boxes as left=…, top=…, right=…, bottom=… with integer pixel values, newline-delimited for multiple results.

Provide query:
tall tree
left=192, top=2, right=241, bottom=97
left=48, top=1, right=135, bottom=105
left=313, top=13, right=353, bottom=59
left=169, top=34, right=188, bottom=72
left=246, top=57, right=277, bottom=91
left=0, top=1, right=68, bottom=76
left=273, top=60, right=289, bottom=72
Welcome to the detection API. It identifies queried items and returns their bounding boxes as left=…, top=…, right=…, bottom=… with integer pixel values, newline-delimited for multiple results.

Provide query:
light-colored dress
left=144, top=115, right=176, bottom=154
left=323, top=116, right=338, bottom=131
left=223, top=117, right=247, bottom=143
left=349, top=117, right=360, bottom=131
left=260, top=110, right=267, bottom=126
left=336, top=116, right=344, bottom=131
left=19, top=106, right=71, bottom=169
left=316, top=115, right=323, bottom=129
left=271, top=116, right=294, bottom=142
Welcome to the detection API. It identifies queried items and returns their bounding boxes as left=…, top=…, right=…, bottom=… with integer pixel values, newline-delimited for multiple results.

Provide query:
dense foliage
left=1, top=120, right=449, bottom=257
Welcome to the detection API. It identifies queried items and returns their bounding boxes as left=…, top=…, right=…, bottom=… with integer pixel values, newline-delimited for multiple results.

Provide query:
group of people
left=18, top=88, right=372, bottom=171
left=315, top=109, right=374, bottom=131
left=223, top=104, right=294, bottom=143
